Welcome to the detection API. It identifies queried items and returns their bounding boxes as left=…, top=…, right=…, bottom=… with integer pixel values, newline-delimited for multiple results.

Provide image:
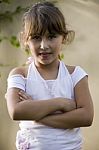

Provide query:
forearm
left=12, top=98, right=62, bottom=121
left=37, top=107, right=93, bottom=129
left=7, top=89, right=76, bottom=121
left=13, top=99, right=76, bottom=121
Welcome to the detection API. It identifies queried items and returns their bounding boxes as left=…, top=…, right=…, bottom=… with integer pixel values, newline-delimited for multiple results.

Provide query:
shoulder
left=65, top=64, right=88, bottom=87
left=9, top=66, right=28, bottom=78
left=65, top=65, right=87, bottom=75
left=65, top=65, right=76, bottom=74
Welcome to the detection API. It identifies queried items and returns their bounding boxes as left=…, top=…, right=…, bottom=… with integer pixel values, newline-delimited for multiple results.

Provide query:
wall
left=0, top=0, right=99, bottom=149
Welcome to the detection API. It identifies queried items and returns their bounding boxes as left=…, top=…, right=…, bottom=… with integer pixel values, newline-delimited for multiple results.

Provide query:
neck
left=33, top=59, right=60, bottom=80
left=34, top=59, right=60, bottom=71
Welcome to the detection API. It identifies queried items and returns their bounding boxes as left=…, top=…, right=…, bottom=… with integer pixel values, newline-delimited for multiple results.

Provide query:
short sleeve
left=7, top=74, right=26, bottom=91
left=71, top=66, right=88, bottom=87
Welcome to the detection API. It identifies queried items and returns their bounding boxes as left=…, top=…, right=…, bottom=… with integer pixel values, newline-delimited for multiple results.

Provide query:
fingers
left=19, top=95, right=26, bottom=101
left=19, top=91, right=27, bottom=99
left=19, top=90, right=32, bottom=101
left=5, top=90, right=32, bottom=101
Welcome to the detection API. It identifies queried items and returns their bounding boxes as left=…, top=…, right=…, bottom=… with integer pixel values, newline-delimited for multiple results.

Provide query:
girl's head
left=20, top=2, right=74, bottom=65
left=21, top=1, right=74, bottom=47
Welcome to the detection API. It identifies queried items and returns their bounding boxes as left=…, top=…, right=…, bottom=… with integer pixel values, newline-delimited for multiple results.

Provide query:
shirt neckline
left=32, top=61, right=61, bottom=82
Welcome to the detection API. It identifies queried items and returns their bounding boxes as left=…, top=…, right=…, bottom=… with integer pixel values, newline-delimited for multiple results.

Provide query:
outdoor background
left=0, top=0, right=99, bottom=149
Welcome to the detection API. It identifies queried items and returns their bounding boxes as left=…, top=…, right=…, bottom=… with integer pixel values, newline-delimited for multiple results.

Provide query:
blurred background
left=0, top=0, right=99, bottom=149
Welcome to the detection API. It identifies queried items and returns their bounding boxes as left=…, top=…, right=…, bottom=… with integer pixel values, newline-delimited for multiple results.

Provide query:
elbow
left=86, top=108, right=94, bottom=126
left=9, top=111, right=17, bottom=121
left=9, top=107, right=20, bottom=121
left=11, top=112, right=18, bottom=121
left=84, top=112, right=94, bottom=127
left=88, top=114, right=94, bottom=126
left=79, top=105, right=94, bottom=127
left=85, top=117, right=93, bottom=127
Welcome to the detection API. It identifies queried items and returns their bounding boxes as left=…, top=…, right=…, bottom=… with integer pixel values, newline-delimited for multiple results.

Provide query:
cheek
left=28, top=42, right=38, bottom=53
left=53, top=42, right=62, bottom=51
left=54, top=39, right=63, bottom=47
left=27, top=44, right=35, bottom=56
left=28, top=42, right=34, bottom=50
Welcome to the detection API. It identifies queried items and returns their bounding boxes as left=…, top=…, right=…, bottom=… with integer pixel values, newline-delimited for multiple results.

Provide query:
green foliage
left=0, top=36, right=7, bottom=42
left=0, top=1, right=57, bottom=22
left=10, top=36, right=20, bottom=47
left=0, top=37, right=2, bottom=42
left=0, top=35, right=20, bottom=48
left=0, top=1, right=29, bottom=50
left=60, top=53, right=64, bottom=60
left=39, top=0, right=57, bottom=3
left=0, top=6, right=28, bottom=22
left=0, top=0, right=59, bottom=54
left=25, top=48, right=31, bottom=55
left=0, top=0, right=11, bottom=4
left=58, top=53, right=64, bottom=60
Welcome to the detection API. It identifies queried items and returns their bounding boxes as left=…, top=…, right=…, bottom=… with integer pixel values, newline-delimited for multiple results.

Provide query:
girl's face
left=27, top=32, right=64, bottom=66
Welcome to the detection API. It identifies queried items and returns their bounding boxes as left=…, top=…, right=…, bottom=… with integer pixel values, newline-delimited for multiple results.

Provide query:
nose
left=40, top=38, right=49, bottom=49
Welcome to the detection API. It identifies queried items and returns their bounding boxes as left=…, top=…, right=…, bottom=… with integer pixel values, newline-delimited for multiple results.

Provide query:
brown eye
left=30, top=35, right=42, bottom=41
left=48, top=34, right=57, bottom=40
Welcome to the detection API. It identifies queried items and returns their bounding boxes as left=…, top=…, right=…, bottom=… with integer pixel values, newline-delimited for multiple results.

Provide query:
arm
left=6, top=68, right=76, bottom=121
left=6, top=88, right=63, bottom=121
left=37, top=76, right=94, bottom=128
left=7, top=89, right=76, bottom=121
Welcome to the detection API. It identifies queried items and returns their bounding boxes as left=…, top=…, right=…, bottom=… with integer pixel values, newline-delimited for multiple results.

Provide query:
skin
left=6, top=32, right=94, bottom=128
left=37, top=76, right=94, bottom=129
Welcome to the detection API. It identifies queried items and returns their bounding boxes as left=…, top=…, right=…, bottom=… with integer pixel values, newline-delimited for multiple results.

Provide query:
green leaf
left=60, top=53, right=64, bottom=59
left=0, top=37, right=2, bottom=42
left=59, top=53, right=64, bottom=60
left=25, top=48, right=30, bottom=55
left=16, top=6, right=22, bottom=13
left=0, top=0, right=10, bottom=4
left=11, top=36, right=17, bottom=41
left=10, top=36, right=20, bottom=48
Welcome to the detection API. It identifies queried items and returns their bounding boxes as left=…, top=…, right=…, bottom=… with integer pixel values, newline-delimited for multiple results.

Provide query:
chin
left=40, top=60, right=53, bottom=65
left=41, top=61, right=51, bottom=65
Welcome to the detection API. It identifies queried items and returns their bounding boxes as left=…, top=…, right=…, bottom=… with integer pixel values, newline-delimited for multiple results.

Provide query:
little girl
left=6, top=2, right=94, bottom=150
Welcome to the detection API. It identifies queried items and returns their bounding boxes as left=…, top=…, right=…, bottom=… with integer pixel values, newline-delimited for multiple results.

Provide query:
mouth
left=39, top=52, right=52, bottom=59
left=39, top=52, right=52, bottom=55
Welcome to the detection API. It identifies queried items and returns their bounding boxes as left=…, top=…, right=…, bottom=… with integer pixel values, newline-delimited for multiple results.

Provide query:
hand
left=59, top=98, right=76, bottom=112
left=18, top=90, right=33, bottom=101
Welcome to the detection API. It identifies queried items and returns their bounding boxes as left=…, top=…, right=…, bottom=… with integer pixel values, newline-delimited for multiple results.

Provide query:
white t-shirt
left=7, top=61, right=88, bottom=150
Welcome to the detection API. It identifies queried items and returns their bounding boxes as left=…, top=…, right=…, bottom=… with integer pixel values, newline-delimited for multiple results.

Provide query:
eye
left=48, top=34, right=57, bottom=40
left=30, top=35, right=41, bottom=41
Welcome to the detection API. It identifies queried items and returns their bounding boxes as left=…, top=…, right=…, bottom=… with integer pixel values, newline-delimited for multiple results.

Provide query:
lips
left=39, top=52, right=52, bottom=55
left=39, top=52, right=52, bottom=59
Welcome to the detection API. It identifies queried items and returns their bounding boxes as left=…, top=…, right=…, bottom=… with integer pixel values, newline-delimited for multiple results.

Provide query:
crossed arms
left=6, top=68, right=94, bottom=129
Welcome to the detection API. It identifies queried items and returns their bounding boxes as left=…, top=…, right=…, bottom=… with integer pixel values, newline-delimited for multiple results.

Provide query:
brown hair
left=20, top=1, right=74, bottom=48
